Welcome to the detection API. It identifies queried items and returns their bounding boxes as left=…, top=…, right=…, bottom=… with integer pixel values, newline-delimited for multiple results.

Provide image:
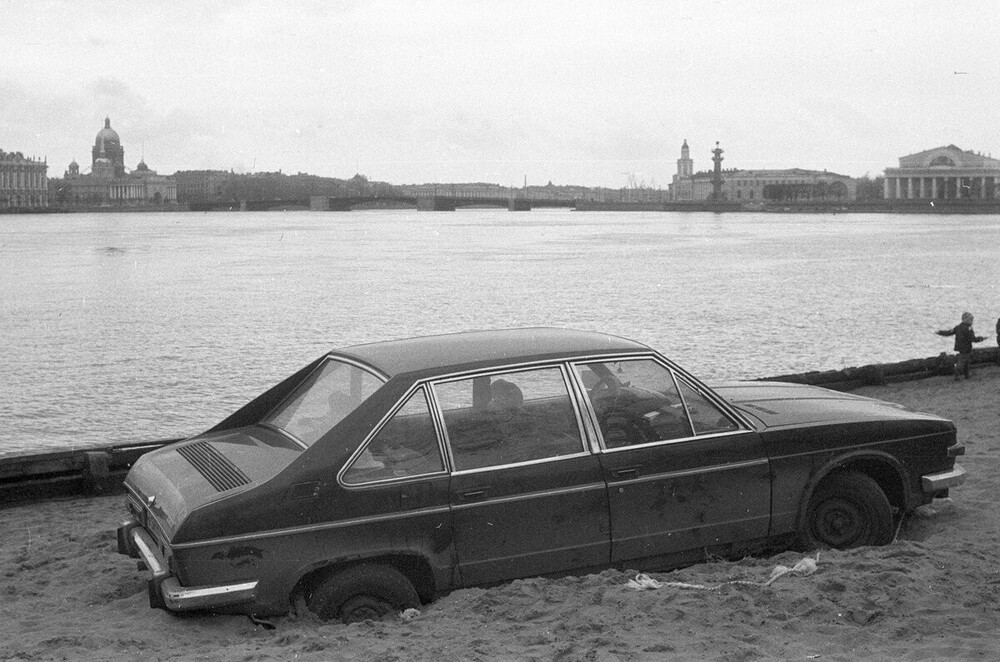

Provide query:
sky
left=2, top=0, right=999, bottom=188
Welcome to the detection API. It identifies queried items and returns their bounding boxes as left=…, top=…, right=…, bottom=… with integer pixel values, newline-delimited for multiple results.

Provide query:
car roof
left=332, top=327, right=649, bottom=377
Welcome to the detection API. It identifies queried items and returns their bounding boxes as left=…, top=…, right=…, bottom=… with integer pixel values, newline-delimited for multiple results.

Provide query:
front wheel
left=308, top=563, right=419, bottom=623
left=801, top=470, right=894, bottom=550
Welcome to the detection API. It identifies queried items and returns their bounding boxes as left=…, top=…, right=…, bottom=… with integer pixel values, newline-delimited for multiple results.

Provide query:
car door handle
left=459, top=489, right=487, bottom=501
left=613, top=467, right=640, bottom=479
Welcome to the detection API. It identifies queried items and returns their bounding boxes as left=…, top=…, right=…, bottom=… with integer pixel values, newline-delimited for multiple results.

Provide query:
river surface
left=2, top=209, right=998, bottom=456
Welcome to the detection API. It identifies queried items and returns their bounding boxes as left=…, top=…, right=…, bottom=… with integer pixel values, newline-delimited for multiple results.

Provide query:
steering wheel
left=589, top=374, right=621, bottom=398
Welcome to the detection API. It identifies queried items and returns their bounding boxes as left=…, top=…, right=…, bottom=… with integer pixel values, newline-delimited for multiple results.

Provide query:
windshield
left=263, top=358, right=385, bottom=446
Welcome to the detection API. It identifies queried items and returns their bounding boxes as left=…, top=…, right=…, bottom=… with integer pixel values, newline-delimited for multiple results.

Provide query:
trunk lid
left=124, top=426, right=302, bottom=540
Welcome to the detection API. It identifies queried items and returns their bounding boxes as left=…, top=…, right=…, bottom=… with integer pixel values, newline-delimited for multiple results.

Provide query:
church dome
left=95, top=117, right=121, bottom=152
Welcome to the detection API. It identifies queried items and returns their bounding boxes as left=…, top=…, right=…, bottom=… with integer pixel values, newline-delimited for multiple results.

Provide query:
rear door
left=433, top=365, right=611, bottom=586
left=573, top=358, right=771, bottom=566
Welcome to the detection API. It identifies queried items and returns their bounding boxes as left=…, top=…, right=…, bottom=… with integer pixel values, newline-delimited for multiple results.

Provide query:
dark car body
left=117, top=328, right=965, bottom=620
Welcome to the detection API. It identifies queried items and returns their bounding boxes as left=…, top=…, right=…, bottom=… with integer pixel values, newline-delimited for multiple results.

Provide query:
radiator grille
left=175, top=441, right=251, bottom=492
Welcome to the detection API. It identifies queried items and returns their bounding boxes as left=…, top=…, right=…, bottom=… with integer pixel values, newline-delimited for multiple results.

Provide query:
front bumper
left=117, top=517, right=258, bottom=612
left=921, top=463, right=966, bottom=493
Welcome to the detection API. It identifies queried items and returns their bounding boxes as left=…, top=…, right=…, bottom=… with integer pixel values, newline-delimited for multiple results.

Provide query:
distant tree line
left=762, top=180, right=850, bottom=201
left=215, top=173, right=394, bottom=203
left=854, top=175, right=885, bottom=201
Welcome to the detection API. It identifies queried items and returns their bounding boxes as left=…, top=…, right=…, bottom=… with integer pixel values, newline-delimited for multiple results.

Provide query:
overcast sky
left=2, top=1, right=998, bottom=188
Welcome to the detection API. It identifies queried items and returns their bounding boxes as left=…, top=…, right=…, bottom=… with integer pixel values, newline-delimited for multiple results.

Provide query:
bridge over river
left=310, top=190, right=576, bottom=211
left=188, top=190, right=577, bottom=212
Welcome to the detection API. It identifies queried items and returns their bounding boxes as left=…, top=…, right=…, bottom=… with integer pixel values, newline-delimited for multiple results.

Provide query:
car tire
left=307, top=563, right=419, bottom=623
left=802, top=470, right=894, bottom=550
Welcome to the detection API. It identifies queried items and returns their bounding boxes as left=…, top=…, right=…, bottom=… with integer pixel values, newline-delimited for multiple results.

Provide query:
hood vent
left=176, top=441, right=251, bottom=492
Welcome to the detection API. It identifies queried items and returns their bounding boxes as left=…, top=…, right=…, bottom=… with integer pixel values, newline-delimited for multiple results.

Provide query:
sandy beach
left=2, top=366, right=997, bottom=662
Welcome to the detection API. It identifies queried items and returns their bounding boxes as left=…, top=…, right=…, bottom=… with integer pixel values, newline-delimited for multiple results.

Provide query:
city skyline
left=3, top=1, right=999, bottom=188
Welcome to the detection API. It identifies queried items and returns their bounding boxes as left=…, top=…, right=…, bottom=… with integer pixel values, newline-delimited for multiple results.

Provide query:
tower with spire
left=669, top=139, right=696, bottom=201
left=677, top=139, right=693, bottom=177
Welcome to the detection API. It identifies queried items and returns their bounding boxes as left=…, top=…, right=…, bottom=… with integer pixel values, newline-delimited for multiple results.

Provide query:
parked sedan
left=117, top=328, right=965, bottom=622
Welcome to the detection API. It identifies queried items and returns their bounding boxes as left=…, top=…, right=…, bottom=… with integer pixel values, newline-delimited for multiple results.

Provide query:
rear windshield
left=263, top=358, right=385, bottom=447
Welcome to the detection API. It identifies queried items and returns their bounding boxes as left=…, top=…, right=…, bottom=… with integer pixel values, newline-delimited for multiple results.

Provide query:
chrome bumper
left=117, top=518, right=258, bottom=611
left=922, top=463, right=966, bottom=493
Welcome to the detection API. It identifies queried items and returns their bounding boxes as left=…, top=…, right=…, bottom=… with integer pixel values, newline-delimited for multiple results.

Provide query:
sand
left=3, top=367, right=998, bottom=661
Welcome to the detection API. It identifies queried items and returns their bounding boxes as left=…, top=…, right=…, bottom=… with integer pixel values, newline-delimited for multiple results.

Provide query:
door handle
left=613, top=467, right=639, bottom=478
left=459, top=489, right=487, bottom=501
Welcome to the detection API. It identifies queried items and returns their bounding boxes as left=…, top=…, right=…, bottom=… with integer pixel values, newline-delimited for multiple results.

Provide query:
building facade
left=668, top=141, right=856, bottom=202
left=0, top=149, right=48, bottom=210
left=173, top=170, right=235, bottom=203
left=51, top=118, right=176, bottom=207
left=883, top=145, right=1000, bottom=200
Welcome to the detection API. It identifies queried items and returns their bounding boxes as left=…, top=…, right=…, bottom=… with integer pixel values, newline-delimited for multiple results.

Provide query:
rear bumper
left=921, top=463, right=966, bottom=493
left=117, top=517, right=258, bottom=612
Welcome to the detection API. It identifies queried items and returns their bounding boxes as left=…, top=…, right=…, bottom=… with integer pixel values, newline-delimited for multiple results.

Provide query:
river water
left=2, top=209, right=998, bottom=456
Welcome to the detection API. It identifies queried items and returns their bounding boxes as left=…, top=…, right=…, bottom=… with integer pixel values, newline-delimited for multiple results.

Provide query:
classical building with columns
left=883, top=145, right=1000, bottom=200
left=50, top=117, right=176, bottom=207
left=0, top=149, right=48, bottom=210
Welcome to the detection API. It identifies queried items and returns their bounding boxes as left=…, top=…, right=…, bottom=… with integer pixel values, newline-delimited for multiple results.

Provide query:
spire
left=105, top=117, right=111, bottom=129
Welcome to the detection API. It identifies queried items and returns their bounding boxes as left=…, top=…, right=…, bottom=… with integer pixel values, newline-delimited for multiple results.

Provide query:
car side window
left=342, top=387, right=444, bottom=484
left=575, top=359, right=693, bottom=448
left=676, top=379, right=740, bottom=435
left=435, top=367, right=585, bottom=471
left=264, top=358, right=384, bottom=447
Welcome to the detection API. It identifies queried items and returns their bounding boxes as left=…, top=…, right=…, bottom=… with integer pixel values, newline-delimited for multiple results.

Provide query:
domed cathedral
left=50, top=117, right=177, bottom=208
left=92, top=117, right=125, bottom=178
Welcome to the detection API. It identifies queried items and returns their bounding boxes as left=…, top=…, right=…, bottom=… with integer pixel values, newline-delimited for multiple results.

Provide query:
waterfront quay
left=3, top=347, right=995, bottom=504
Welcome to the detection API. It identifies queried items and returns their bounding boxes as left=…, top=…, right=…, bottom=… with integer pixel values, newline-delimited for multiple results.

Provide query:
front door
left=434, top=365, right=611, bottom=586
left=574, top=358, right=771, bottom=567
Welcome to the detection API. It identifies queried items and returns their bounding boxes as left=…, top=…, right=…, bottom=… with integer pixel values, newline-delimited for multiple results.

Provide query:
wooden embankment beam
left=0, top=439, right=179, bottom=504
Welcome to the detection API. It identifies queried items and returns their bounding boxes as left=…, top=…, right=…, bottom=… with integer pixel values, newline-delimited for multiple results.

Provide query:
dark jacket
left=938, top=322, right=984, bottom=354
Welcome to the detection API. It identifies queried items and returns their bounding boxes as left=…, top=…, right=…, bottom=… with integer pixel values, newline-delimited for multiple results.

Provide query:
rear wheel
left=802, top=470, right=894, bottom=549
left=308, top=564, right=419, bottom=623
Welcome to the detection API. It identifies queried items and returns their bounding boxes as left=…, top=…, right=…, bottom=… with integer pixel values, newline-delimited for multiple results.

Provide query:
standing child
left=937, top=312, right=986, bottom=381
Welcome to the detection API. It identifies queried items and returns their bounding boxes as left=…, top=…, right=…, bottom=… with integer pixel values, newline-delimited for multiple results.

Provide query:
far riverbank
left=7, top=196, right=1000, bottom=215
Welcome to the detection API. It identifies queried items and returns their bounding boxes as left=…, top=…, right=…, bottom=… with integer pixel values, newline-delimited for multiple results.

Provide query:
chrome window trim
left=448, top=449, right=594, bottom=476
left=569, top=354, right=754, bottom=452
left=264, top=355, right=388, bottom=448
left=432, top=363, right=591, bottom=473
left=323, top=353, right=392, bottom=382
left=170, top=504, right=453, bottom=551
left=337, top=383, right=449, bottom=489
left=338, top=350, right=755, bottom=484
left=564, top=362, right=604, bottom=454
left=668, top=370, right=698, bottom=437
left=598, top=427, right=757, bottom=453
left=672, top=372, right=750, bottom=433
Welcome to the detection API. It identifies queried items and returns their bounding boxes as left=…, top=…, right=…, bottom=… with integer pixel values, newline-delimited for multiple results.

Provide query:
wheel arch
left=795, top=451, right=909, bottom=532
left=290, top=553, right=438, bottom=609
